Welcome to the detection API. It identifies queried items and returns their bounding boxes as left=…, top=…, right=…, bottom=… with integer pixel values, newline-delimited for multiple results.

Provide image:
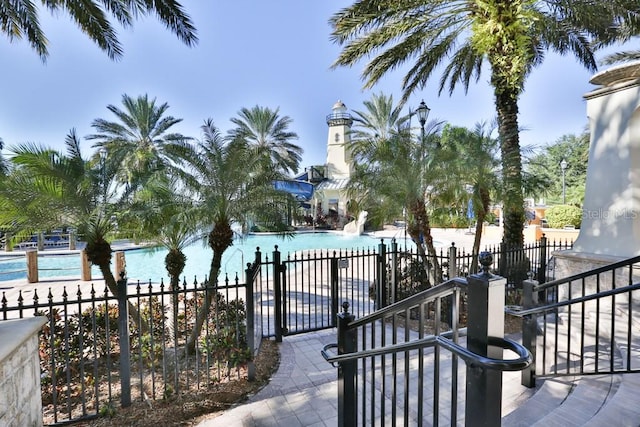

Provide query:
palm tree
left=348, top=115, right=445, bottom=285
left=349, top=92, right=410, bottom=164
left=0, top=130, right=146, bottom=328
left=124, top=172, right=202, bottom=334
left=437, top=122, right=501, bottom=272
left=227, top=105, right=303, bottom=175
left=183, top=119, right=293, bottom=354
left=1, top=0, right=197, bottom=61
left=87, top=94, right=192, bottom=193
left=329, top=0, right=639, bottom=250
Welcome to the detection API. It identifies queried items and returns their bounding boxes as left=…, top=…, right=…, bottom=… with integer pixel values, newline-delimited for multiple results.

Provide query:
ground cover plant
left=35, top=288, right=275, bottom=426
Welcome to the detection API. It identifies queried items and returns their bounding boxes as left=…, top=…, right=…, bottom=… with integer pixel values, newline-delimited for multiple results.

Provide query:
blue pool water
left=0, top=232, right=416, bottom=283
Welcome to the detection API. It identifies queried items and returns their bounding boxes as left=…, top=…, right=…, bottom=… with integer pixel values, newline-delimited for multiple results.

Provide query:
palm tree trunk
left=96, top=263, right=148, bottom=334
left=408, top=199, right=442, bottom=285
left=170, top=275, right=181, bottom=340
left=185, top=251, right=222, bottom=355
left=470, top=188, right=491, bottom=273
left=494, top=85, right=525, bottom=249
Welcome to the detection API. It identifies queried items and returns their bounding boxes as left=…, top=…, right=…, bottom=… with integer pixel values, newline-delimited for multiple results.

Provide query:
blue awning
left=273, top=180, right=315, bottom=201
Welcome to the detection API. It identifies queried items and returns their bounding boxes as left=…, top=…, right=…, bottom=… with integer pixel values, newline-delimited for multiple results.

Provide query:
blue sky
left=0, top=1, right=621, bottom=170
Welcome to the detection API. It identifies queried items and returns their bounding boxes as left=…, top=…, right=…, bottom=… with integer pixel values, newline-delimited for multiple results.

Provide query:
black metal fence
left=0, top=234, right=573, bottom=425
left=1, top=270, right=258, bottom=426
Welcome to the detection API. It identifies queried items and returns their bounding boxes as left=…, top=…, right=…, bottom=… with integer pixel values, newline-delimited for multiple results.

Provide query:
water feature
left=0, top=231, right=426, bottom=283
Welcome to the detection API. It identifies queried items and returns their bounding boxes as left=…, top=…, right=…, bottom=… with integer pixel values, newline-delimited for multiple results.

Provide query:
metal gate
left=252, top=243, right=383, bottom=340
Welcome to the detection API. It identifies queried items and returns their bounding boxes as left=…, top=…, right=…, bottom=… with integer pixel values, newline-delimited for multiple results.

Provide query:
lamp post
left=99, top=148, right=107, bottom=206
left=560, top=159, right=567, bottom=204
left=416, top=99, right=430, bottom=141
left=416, top=100, right=431, bottom=200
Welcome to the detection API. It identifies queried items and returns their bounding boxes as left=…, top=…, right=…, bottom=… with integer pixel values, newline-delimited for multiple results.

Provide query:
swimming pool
left=0, top=232, right=419, bottom=283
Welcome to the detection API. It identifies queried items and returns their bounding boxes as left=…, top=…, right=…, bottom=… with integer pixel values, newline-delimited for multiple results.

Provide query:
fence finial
left=341, top=301, right=350, bottom=314
left=478, top=251, right=493, bottom=276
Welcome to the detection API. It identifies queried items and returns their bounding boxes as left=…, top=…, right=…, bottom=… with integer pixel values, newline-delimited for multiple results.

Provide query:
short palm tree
left=227, top=105, right=303, bottom=175
left=124, top=172, right=202, bottom=334
left=348, top=118, right=445, bottom=285
left=87, top=94, right=192, bottom=193
left=1, top=0, right=197, bottom=60
left=0, top=130, right=145, bottom=327
left=183, top=119, right=293, bottom=354
left=437, top=122, right=501, bottom=272
left=330, top=0, right=640, bottom=250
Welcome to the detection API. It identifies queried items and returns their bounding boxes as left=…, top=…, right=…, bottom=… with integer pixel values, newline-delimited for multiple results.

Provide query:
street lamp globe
left=416, top=100, right=430, bottom=128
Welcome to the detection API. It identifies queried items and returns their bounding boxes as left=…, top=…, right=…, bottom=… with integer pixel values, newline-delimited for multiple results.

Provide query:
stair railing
left=508, top=255, right=640, bottom=387
left=322, top=252, right=532, bottom=427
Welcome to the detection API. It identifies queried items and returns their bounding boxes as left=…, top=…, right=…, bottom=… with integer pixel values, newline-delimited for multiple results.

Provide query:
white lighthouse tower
left=313, top=101, right=354, bottom=223
left=325, top=100, right=354, bottom=179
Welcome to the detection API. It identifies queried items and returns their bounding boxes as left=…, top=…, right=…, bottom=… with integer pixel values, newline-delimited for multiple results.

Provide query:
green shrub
left=545, top=205, right=582, bottom=229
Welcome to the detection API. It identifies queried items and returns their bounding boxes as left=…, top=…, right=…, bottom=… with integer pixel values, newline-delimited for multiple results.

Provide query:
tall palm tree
left=330, top=0, right=640, bottom=250
left=349, top=92, right=410, bottom=164
left=227, top=105, right=303, bottom=175
left=1, top=0, right=197, bottom=61
left=183, top=119, right=293, bottom=354
left=87, top=94, right=192, bottom=193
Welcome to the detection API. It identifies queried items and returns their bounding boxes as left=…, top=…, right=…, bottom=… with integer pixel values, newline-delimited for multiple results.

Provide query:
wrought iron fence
left=0, top=234, right=573, bottom=425
left=1, top=271, right=258, bottom=426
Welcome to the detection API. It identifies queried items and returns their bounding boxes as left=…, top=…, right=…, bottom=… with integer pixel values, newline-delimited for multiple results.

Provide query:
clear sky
left=0, top=1, right=624, bottom=170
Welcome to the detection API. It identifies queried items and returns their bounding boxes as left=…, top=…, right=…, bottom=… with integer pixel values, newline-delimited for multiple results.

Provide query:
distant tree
left=525, top=132, right=589, bottom=206
left=87, top=94, right=192, bottom=194
left=0, top=137, right=7, bottom=176
left=1, top=0, right=197, bottom=61
left=227, top=105, right=303, bottom=175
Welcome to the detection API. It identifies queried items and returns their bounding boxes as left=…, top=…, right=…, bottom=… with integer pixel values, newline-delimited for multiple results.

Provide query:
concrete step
left=504, top=297, right=640, bottom=426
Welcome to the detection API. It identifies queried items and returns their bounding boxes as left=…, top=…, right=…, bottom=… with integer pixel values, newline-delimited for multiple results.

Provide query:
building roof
left=315, top=178, right=349, bottom=191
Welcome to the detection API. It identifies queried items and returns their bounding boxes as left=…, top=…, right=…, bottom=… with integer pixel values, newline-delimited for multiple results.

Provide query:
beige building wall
left=573, top=62, right=640, bottom=258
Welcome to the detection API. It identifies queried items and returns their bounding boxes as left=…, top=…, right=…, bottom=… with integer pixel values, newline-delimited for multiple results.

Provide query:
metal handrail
left=507, top=281, right=640, bottom=317
left=348, top=277, right=467, bottom=328
left=535, top=254, right=640, bottom=292
left=322, top=333, right=531, bottom=372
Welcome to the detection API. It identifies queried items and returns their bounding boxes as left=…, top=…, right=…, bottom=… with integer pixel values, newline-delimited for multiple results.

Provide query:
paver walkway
left=196, top=329, right=532, bottom=427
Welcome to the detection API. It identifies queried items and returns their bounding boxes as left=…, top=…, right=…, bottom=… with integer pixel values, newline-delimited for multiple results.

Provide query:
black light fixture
left=416, top=100, right=430, bottom=130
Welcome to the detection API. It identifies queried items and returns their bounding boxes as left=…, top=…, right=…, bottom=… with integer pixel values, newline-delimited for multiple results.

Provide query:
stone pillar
left=114, top=251, right=126, bottom=279
left=0, top=316, right=48, bottom=427
left=68, top=230, right=76, bottom=250
left=573, top=62, right=640, bottom=259
left=4, top=231, right=11, bottom=252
